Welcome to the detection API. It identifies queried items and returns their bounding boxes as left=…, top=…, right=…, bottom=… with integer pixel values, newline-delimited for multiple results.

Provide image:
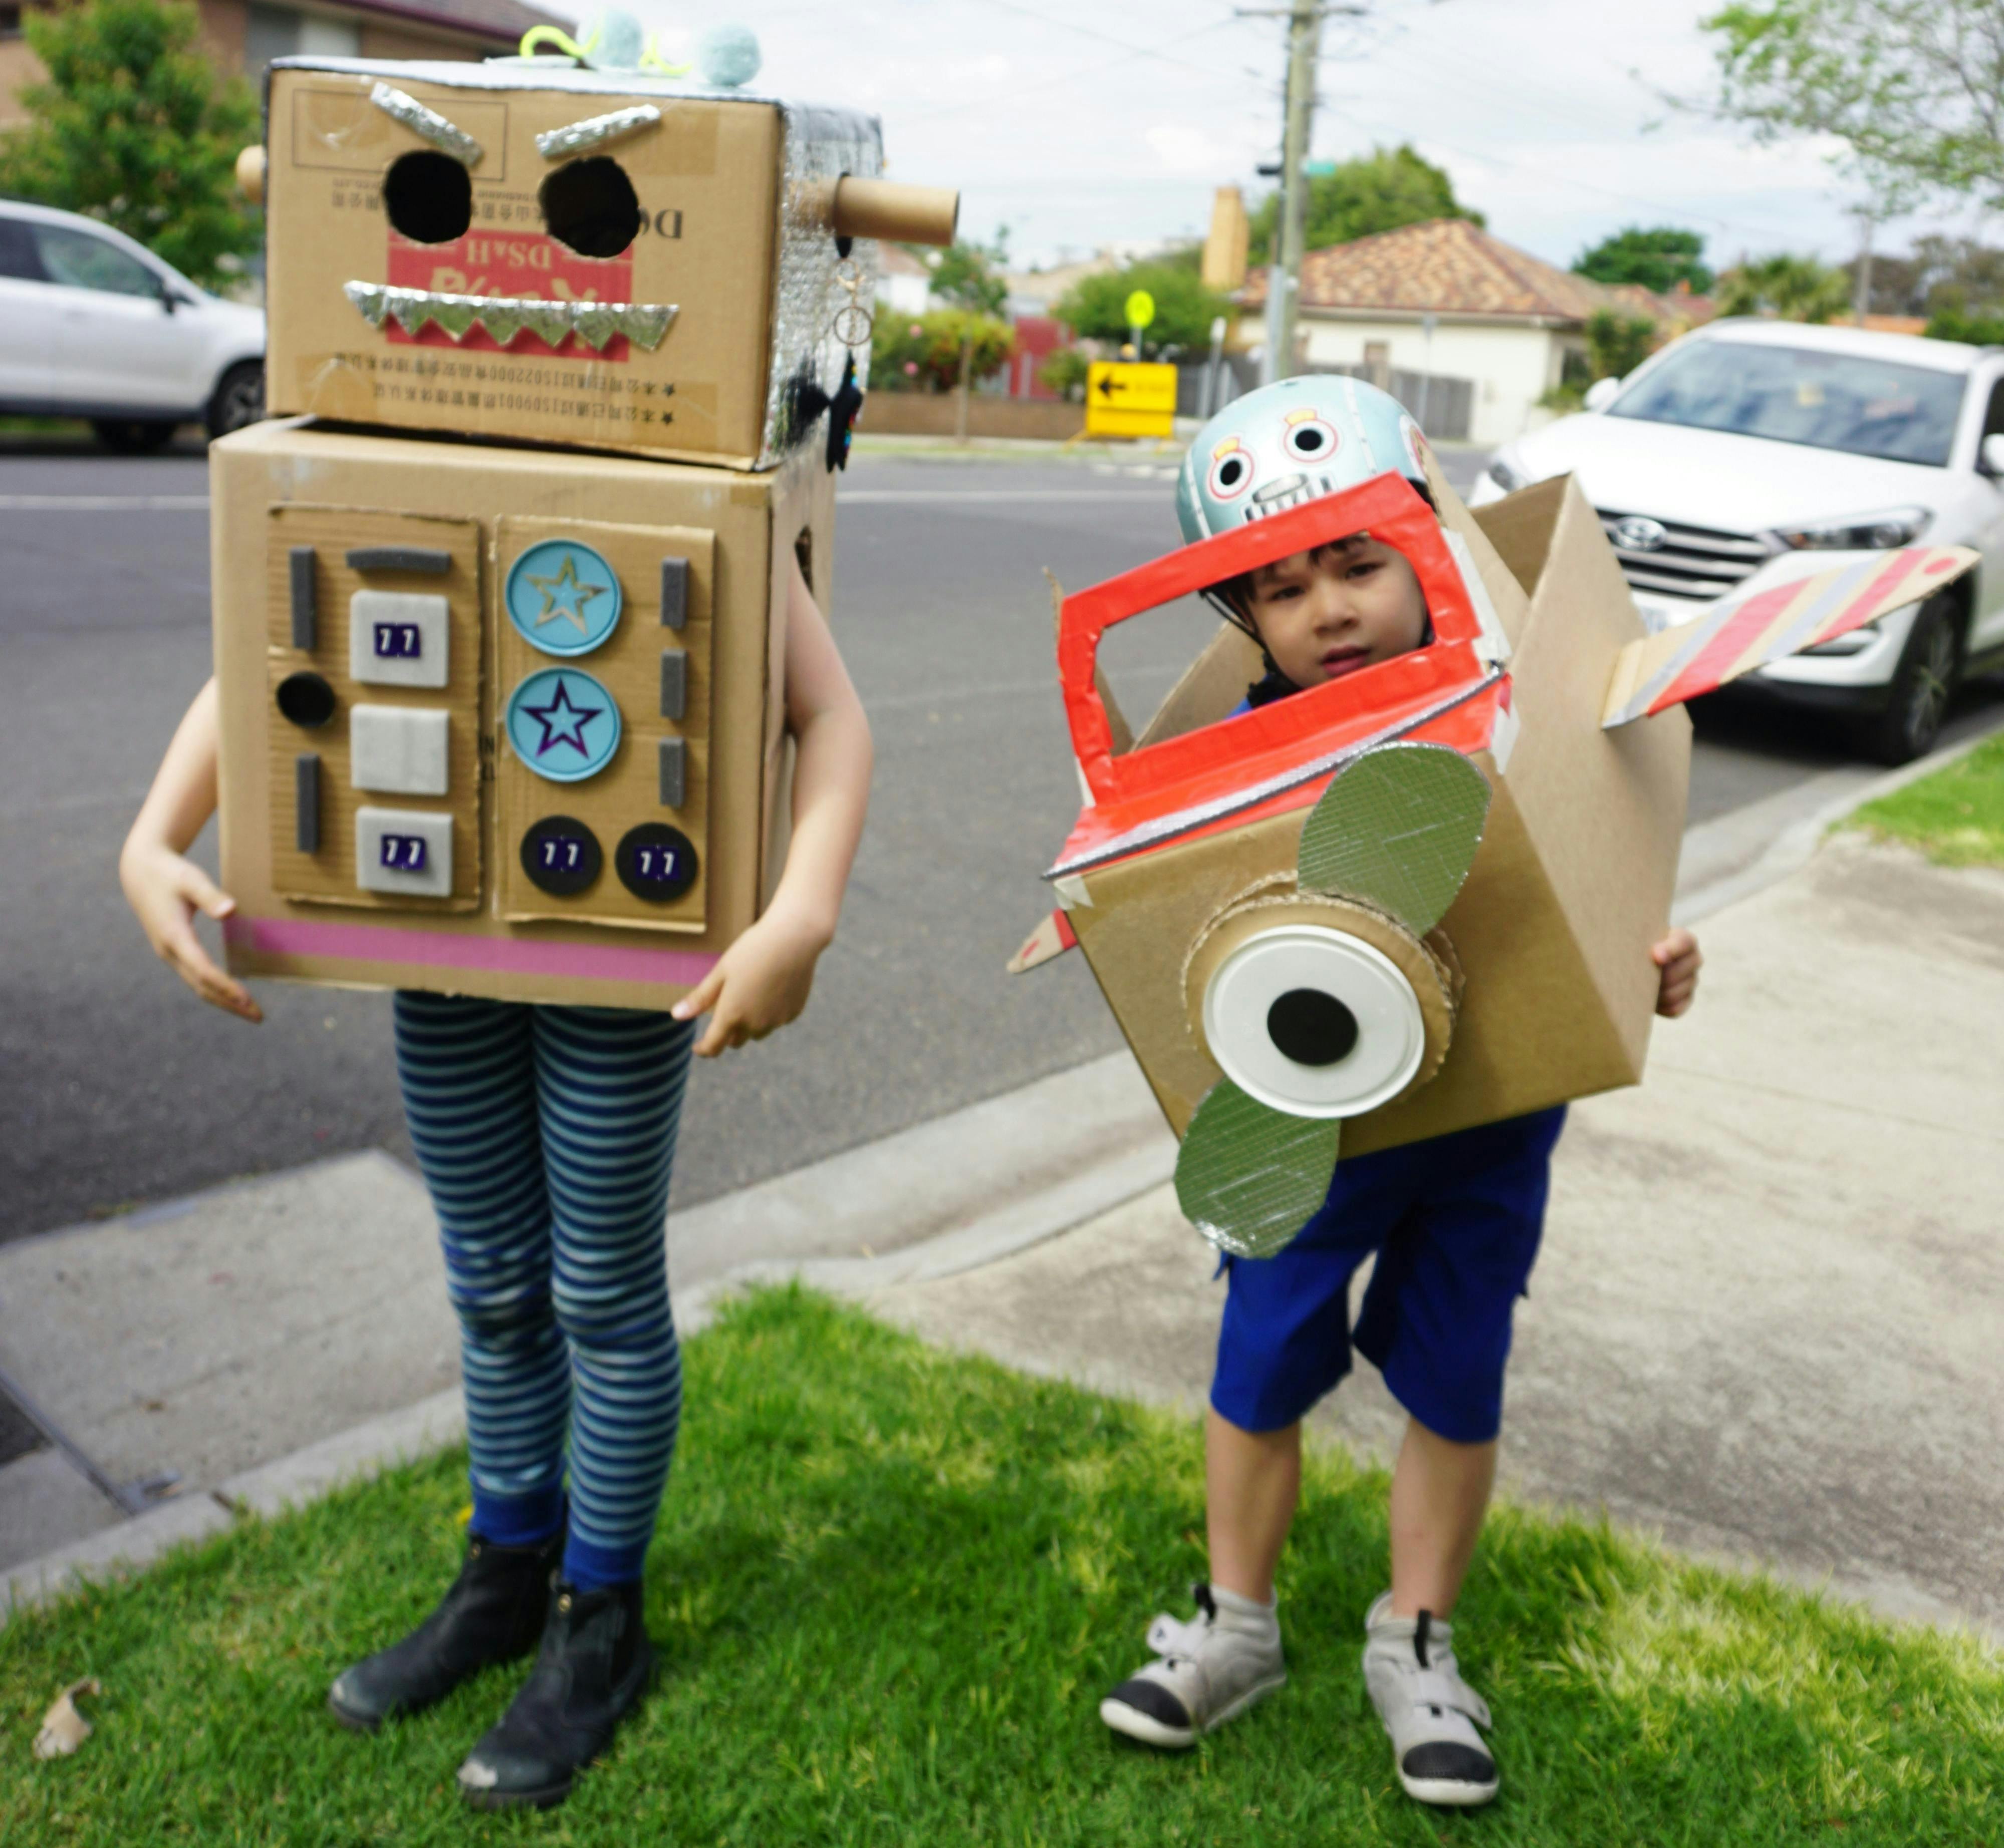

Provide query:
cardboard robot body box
left=215, top=419, right=832, bottom=1009
left=263, top=56, right=883, bottom=467
left=1023, top=458, right=1976, bottom=1254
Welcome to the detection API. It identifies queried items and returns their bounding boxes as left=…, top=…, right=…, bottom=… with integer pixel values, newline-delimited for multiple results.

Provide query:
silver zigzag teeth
left=341, top=283, right=678, bottom=352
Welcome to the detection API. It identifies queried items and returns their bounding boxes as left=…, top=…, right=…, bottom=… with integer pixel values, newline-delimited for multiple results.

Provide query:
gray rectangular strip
left=295, top=753, right=321, bottom=853
left=660, top=556, right=688, bottom=630
left=658, top=737, right=686, bottom=809
left=347, top=546, right=452, bottom=575
left=289, top=546, right=317, bottom=650
left=659, top=647, right=687, bottom=720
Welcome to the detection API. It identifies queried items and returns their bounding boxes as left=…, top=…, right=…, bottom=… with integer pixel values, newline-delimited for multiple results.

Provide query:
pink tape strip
left=225, top=914, right=717, bottom=986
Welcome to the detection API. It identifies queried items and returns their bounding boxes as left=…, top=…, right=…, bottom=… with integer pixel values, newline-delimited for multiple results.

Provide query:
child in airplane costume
left=1022, top=375, right=1973, bottom=1807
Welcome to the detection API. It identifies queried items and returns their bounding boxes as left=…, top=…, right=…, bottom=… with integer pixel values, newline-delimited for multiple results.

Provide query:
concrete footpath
left=7, top=780, right=2004, bottom=1640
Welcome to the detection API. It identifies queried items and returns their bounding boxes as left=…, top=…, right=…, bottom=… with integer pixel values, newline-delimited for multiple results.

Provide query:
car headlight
left=1485, top=453, right=1529, bottom=494
left=1773, top=506, right=1931, bottom=550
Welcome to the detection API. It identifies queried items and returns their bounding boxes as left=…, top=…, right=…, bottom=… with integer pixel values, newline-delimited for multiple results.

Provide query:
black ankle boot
left=455, top=1580, right=655, bottom=1810
left=326, top=1528, right=563, bottom=1731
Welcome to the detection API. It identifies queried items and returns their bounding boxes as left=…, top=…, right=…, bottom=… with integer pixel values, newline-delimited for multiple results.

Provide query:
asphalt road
left=2, top=436, right=1989, bottom=1244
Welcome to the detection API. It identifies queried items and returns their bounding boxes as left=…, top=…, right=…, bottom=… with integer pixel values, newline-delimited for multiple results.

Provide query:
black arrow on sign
left=1095, top=372, right=1131, bottom=399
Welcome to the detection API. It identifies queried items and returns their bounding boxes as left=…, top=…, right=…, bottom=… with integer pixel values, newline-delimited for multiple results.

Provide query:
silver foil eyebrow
left=536, top=104, right=661, bottom=161
left=369, top=82, right=484, bottom=167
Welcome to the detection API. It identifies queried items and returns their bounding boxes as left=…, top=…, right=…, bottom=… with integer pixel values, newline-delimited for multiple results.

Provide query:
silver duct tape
left=341, top=283, right=677, bottom=352
left=536, top=104, right=662, bottom=160
left=1296, top=743, right=1492, bottom=936
left=758, top=105, right=883, bottom=465
left=369, top=81, right=483, bottom=167
left=1175, top=1080, right=1339, bottom=1260
left=1047, top=673, right=1505, bottom=881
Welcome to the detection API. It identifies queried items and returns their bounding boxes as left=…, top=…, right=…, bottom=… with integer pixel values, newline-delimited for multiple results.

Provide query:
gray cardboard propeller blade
left=1174, top=1080, right=1340, bottom=1260
left=1296, top=742, right=1490, bottom=935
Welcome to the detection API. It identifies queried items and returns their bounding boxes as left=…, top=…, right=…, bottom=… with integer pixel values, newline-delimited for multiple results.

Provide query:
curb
left=1674, top=707, right=2004, bottom=924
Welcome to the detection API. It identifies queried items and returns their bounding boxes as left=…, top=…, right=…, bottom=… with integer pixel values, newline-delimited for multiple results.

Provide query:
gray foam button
left=295, top=753, right=321, bottom=853
left=347, top=546, right=451, bottom=575
left=658, top=737, right=686, bottom=808
left=660, top=557, right=688, bottom=630
left=355, top=806, right=453, bottom=897
left=659, top=648, right=687, bottom=720
left=350, top=705, right=449, bottom=796
left=289, top=547, right=317, bottom=650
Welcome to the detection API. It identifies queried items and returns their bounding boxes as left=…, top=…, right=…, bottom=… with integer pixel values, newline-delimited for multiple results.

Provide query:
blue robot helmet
left=1175, top=375, right=1434, bottom=545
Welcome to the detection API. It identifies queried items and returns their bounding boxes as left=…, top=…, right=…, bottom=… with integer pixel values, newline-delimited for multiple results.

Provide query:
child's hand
left=671, top=907, right=828, bottom=1057
left=1650, top=926, right=1701, bottom=1019
left=118, top=839, right=263, bottom=1023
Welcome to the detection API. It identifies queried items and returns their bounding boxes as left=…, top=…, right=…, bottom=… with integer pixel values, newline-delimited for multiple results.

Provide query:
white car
left=0, top=198, right=265, bottom=452
left=1471, top=319, right=2004, bottom=762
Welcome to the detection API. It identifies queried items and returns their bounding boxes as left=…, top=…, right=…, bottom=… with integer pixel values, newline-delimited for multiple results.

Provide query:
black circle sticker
left=520, top=815, right=603, bottom=898
left=1267, top=988, right=1359, bottom=1068
left=276, top=670, right=337, bottom=729
left=615, top=823, right=698, bottom=904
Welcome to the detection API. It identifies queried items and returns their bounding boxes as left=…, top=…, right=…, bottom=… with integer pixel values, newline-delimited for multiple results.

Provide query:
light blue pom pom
left=697, top=23, right=761, bottom=88
left=583, top=9, right=646, bottom=69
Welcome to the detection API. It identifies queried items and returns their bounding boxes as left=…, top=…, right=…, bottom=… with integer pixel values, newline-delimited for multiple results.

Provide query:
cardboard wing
left=1602, top=546, right=1978, bottom=726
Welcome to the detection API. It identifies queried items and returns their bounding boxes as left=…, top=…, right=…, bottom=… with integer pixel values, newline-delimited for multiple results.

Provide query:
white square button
left=350, top=591, right=450, bottom=688
left=355, top=806, right=453, bottom=897
left=350, top=705, right=449, bottom=796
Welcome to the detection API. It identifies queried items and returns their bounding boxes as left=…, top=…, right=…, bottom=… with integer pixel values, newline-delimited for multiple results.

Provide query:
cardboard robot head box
left=1017, top=452, right=1975, bottom=1259
left=214, top=416, right=835, bottom=1010
left=262, top=56, right=943, bottom=467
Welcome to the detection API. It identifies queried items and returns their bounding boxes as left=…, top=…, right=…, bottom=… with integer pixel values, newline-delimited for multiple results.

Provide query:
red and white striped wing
left=1602, top=546, right=1978, bottom=729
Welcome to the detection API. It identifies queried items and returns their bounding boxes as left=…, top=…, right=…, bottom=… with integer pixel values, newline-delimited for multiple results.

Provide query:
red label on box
left=385, top=231, right=632, bottom=361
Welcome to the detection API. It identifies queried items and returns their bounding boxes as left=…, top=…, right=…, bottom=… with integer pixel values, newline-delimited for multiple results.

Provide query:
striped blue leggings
left=392, top=992, right=696, bottom=1592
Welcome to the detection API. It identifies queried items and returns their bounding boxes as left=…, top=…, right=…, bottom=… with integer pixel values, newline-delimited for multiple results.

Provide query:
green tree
left=1702, top=0, right=2004, bottom=212
left=1715, top=252, right=1853, bottom=321
left=1052, top=260, right=1228, bottom=357
left=0, top=0, right=259, bottom=290
left=925, top=231, right=1011, bottom=317
left=1574, top=226, right=1715, bottom=295
left=1247, top=144, right=1483, bottom=263
left=867, top=308, right=1014, bottom=393
left=1585, top=309, right=1659, bottom=379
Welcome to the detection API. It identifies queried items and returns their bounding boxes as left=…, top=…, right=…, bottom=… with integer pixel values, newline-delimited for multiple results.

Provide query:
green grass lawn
left=5, top=1288, right=2000, bottom=1845
left=1850, top=731, right=2004, bottom=867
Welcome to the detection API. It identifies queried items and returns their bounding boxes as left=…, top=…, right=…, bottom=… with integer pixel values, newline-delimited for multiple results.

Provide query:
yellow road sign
left=1125, top=289, right=1156, bottom=331
left=1085, top=361, right=1177, bottom=439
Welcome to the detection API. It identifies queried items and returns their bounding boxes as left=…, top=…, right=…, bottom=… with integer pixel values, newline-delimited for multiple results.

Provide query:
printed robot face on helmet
left=1175, top=375, right=1434, bottom=544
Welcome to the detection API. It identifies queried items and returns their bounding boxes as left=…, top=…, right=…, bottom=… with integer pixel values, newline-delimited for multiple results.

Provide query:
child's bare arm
left=672, top=555, right=872, bottom=1055
left=118, top=677, right=263, bottom=1022
left=1651, top=926, right=1701, bottom=1018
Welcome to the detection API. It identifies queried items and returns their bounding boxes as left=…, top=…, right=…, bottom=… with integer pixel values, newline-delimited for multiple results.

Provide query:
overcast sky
left=635, top=0, right=1993, bottom=278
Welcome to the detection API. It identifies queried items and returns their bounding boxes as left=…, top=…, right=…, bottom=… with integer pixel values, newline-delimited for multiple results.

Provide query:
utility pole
left=1849, top=206, right=1876, bottom=326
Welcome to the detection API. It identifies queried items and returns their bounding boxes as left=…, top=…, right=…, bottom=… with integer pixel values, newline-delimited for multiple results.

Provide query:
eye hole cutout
left=1267, top=988, right=1359, bottom=1068
left=540, top=156, right=642, bottom=258
left=1283, top=417, right=1339, bottom=462
left=1208, top=448, right=1254, bottom=500
left=382, top=150, right=473, bottom=246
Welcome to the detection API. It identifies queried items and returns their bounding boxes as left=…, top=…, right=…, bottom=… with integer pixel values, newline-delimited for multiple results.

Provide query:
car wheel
left=92, top=419, right=180, bottom=455
left=206, top=360, right=264, bottom=440
left=1861, top=594, right=1959, bottom=766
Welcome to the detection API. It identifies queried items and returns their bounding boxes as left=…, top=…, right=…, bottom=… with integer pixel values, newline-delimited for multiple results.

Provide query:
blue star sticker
left=520, top=676, right=605, bottom=758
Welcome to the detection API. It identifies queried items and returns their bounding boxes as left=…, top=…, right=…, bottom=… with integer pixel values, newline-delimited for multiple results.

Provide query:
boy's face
left=1240, top=535, right=1430, bottom=689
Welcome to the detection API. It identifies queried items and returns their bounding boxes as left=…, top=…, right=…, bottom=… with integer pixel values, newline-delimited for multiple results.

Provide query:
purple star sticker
left=520, top=677, right=605, bottom=758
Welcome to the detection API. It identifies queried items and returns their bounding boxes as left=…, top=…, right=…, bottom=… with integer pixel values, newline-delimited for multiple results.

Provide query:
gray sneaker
left=1100, top=1582, right=1287, bottom=1749
left=1361, top=1592, right=1497, bottom=1806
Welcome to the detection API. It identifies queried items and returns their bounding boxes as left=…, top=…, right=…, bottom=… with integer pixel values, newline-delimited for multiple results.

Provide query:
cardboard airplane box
left=1019, top=457, right=1973, bottom=1254
left=212, top=416, right=834, bottom=1008
left=260, top=57, right=889, bottom=467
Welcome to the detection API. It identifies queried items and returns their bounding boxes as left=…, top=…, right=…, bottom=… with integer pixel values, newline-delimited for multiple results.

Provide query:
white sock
left=1210, top=1582, right=1281, bottom=1642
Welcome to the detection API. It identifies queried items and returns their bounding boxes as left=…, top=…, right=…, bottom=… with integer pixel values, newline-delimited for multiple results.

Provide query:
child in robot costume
left=119, top=551, right=871, bottom=1810
left=1094, top=378, right=1702, bottom=1809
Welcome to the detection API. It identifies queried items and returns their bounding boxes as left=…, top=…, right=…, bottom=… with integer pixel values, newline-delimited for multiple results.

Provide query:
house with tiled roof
left=1, top=0, right=572, bottom=128
left=1240, top=216, right=1679, bottom=447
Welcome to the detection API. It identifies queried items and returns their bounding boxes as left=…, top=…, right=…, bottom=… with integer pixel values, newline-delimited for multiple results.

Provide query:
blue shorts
left=1211, top=1107, right=1565, bottom=1444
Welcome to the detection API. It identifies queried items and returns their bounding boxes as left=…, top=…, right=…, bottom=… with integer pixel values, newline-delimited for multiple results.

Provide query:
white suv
left=0, top=198, right=265, bottom=452
left=1471, top=320, right=2004, bottom=762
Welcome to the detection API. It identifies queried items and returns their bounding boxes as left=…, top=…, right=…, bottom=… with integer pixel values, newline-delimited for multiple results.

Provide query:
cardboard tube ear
left=1296, top=742, right=1491, bottom=934
left=1175, top=1080, right=1340, bottom=1259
